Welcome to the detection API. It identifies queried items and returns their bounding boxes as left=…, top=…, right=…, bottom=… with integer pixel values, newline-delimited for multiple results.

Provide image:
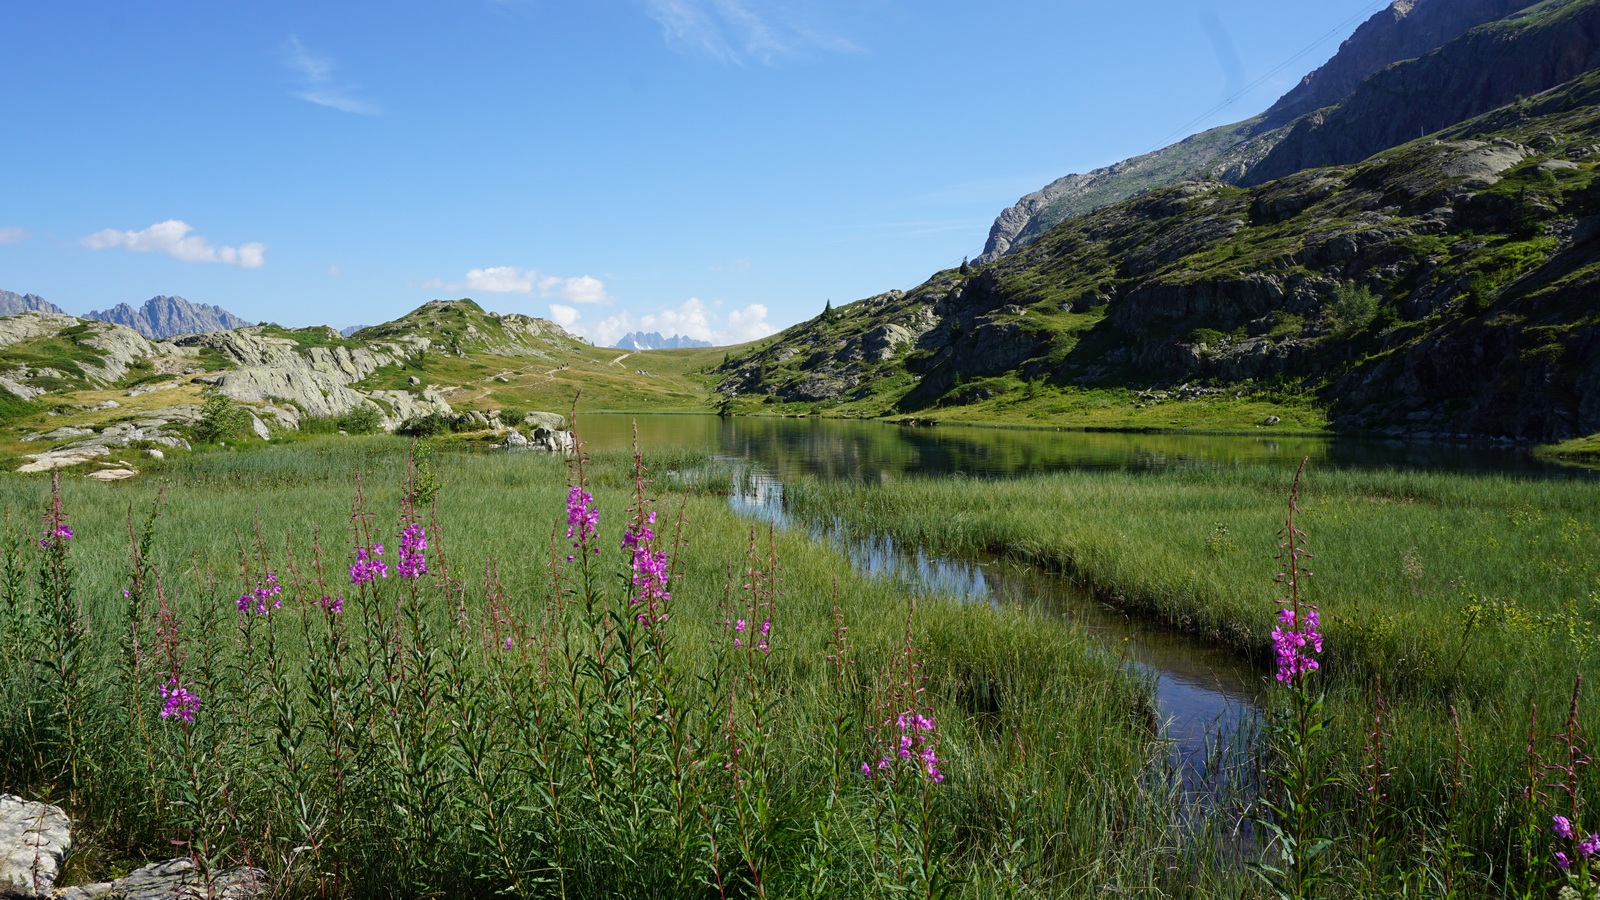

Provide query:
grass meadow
left=785, top=464, right=1600, bottom=896
left=0, top=437, right=1240, bottom=899
left=6, top=435, right=1600, bottom=897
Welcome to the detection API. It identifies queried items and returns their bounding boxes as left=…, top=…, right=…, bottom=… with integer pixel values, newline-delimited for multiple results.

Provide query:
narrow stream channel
left=724, top=464, right=1261, bottom=787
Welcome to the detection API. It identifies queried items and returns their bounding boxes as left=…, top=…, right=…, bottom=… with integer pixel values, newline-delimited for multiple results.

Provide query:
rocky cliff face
left=977, top=0, right=1544, bottom=262
left=720, top=67, right=1600, bottom=442
left=85, top=295, right=250, bottom=339
left=0, top=290, right=67, bottom=317
left=1245, top=0, right=1600, bottom=185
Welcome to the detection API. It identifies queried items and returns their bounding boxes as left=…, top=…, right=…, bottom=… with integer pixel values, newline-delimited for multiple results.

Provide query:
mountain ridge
left=977, top=0, right=1539, bottom=262
left=615, top=331, right=713, bottom=350
left=85, top=295, right=251, bottom=339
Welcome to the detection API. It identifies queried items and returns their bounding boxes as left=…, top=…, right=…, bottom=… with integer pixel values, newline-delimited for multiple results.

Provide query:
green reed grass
left=0, top=438, right=1255, bottom=898
left=784, top=464, right=1600, bottom=894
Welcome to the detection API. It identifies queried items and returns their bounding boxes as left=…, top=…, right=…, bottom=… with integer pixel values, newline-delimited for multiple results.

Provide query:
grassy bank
left=0, top=438, right=1244, bottom=898
left=784, top=464, right=1600, bottom=893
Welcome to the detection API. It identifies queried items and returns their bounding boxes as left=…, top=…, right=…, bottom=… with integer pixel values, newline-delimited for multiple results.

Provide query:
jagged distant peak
left=615, top=331, right=713, bottom=350
left=0, top=290, right=68, bottom=317
left=84, top=295, right=251, bottom=340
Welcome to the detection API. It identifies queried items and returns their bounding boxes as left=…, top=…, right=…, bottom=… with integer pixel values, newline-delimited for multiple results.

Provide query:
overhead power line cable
left=1145, top=0, right=1390, bottom=153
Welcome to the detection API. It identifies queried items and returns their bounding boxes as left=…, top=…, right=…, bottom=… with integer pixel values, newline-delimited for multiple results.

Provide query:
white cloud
left=550, top=275, right=610, bottom=304
left=640, top=0, right=857, bottom=64
left=0, top=228, right=30, bottom=245
left=548, top=304, right=581, bottom=329
left=724, top=303, right=774, bottom=343
left=430, top=266, right=612, bottom=304
left=465, top=265, right=539, bottom=293
left=561, top=297, right=773, bottom=347
left=80, top=220, right=266, bottom=268
left=284, top=36, right=380, bottom=115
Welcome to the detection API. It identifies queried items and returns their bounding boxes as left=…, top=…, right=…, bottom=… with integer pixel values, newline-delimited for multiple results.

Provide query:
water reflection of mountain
left=579, top=414, right=1576, bottom=481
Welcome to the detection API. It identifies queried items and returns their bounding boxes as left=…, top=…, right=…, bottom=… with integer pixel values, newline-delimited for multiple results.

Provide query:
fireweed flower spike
left=621, top=507, right=670, bottom=626
left=397, top=522, right=428, bottom=580
left=158, top=677, right=200, bottom=722
left=350, top=543, right=388, bottom=585
left=237, top=572, right=283, bottom=615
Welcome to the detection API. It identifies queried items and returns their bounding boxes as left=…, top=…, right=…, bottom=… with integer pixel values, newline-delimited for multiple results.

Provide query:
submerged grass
left=0, top=437, right=1252, bottom=898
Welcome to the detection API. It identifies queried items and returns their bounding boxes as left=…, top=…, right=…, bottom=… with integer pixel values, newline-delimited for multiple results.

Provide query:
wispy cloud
left=560, top=297, right=774, bottom=347
left=0, top=228, right=30, bottom=245
left=81, top=220, right=266, bottom=268
left=284, top=36, right=380, bottom=115
left=640, top=0, right=857, bottom=64
left=425, top=266, right=613, bottom=304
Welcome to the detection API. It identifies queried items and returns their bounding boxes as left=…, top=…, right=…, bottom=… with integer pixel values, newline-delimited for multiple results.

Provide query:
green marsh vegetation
left=785, top=462, right=1600, bottom=894
left=0, top=437, right=1248, bottom=898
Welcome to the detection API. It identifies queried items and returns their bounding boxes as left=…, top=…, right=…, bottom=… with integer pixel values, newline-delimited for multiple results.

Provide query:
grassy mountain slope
left=718, top=68, right=1600, bottom=441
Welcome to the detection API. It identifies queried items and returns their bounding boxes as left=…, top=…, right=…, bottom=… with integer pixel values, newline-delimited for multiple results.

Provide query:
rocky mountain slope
left=977, top=0, right=1544, bottom=261
left=0, top=298, right=723, bottom=474
left=718, top=66, right=1600, bottom=442
left=86, top=294, right=250, bottom=338
left=615, top=331, right=713, bottom=350
left=0, top=290, right=67, bottom=317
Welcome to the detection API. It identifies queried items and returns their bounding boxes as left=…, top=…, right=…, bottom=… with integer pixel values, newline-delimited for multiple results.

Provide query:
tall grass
left=784, top=464, right=1600, bottom=893
left=0, top=438, right=1250, bottom=898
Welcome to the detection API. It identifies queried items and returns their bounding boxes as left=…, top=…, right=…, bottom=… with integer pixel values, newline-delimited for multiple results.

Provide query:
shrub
left=1327, top=284, right=1380, bottom=335
left=191, top=390, right=252, bottom=443
left=338, top=405, right=384, bottom=435
left=397, top=412, right=450, bottom=437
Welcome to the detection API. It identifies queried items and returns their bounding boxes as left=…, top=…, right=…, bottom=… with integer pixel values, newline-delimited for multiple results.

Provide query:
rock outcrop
left=85, top=296, right=249, bottom=339
left=0, top=795, right=70, bottom=897
left=0, top=794, right=263, bottom=900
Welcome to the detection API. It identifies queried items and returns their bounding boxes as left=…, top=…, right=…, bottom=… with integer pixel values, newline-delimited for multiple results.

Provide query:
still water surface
left=578, top=414, right=1578, bottom=775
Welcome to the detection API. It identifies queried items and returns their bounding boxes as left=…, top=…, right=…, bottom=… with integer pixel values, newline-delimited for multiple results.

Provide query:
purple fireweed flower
left=1271, top=604, right=1323, bottom=684
left=350, top=544, right=388, bottom=585
left=622, top=518, right=670, bottom=625
left=397, top=523, right=428, bottom=580
left=1582, top=834, right=1600, bottom=858
left=158, top=677, right=200, bottom=723
left=38, top=524, right=72, bottom=549
left=1557, top=850, right=1572, bottom=871
left=566, top=486, right=598, bottom=543
left=1556, top=815, right=1576, bottom=840
left=318, top=594, right=344, bottom=614
left=237, top=572, right=283, bottom=616
left=866, top=708, right=943, bottom=783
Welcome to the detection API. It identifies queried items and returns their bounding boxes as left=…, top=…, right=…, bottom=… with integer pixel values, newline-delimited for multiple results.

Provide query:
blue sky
left=0, top=0, right=1385, bottom=346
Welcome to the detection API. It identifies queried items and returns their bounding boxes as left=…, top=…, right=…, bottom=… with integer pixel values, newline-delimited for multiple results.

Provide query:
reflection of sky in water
left=731, top=465, right=1256, bottom=784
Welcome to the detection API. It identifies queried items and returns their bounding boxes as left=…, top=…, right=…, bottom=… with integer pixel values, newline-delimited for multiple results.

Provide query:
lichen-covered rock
left=0, top=794, right=70, bottom=897
left=17, top=446, right=110, bottom=473
left=523, top=411, right=567, bottom=432
left=54, top=858, right=264, bottom=900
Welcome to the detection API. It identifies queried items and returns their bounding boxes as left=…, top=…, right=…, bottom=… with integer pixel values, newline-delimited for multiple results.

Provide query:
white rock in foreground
left=0, top=794, right=70, bottom=898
